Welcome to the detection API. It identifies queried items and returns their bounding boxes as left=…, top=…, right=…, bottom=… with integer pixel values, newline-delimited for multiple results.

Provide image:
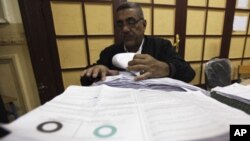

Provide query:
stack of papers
left=2, top=85, right=250, bottom=141
left=211, top=83, right=250, bottom=114
left=211, top=83, right=250, bottom=105
left=95, top=71, right=207, bottom=94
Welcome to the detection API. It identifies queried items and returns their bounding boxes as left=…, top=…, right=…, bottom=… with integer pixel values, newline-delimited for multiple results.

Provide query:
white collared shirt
left=124, top=38, right=144, bottom=54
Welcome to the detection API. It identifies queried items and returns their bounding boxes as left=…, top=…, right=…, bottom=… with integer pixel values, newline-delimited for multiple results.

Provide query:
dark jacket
left=95, top=35, right=195, bottom=83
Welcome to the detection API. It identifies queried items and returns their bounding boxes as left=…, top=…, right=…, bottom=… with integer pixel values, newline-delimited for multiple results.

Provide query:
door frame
left=18, top=0, right=64, bottom=104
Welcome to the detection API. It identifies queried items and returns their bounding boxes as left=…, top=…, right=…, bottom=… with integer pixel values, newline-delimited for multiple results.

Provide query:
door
left=18, top=0, right=64, bottom=104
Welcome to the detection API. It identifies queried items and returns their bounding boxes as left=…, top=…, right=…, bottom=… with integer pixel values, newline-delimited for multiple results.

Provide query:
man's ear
left=143, top=20, right=147, bottom=27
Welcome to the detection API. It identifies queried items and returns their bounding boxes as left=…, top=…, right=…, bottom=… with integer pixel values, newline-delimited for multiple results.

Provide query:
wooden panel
left=57, top=38, right=87, bottom=68
left=248, top=20, right=250, bottom=34
left=189, top=63, right=201, bottom=85
left=185, top=38, right=203, bottom=61
left=85, top=3, right=114, bottom=35
left=142, top=6, right=152, bottom=35
left=201, top=63, right=206, bottom=84
left=243, top=59, right=250, bottom=65
left=51, top=1, right=84, bottom=35
left=206, top=10, right=224, bottom=35
left=154, top=0, right=176, bottom=5
left=62, top=71, right=82, bottom=88
left=128, top=0, right=151, bottom=3
left=208, top=0, right=226, bottom=8
left=188, top=0, right=206, bottom=7
left=186, top=9, right=206, bottom=35
left=203, top=38, right=221, bottom=60
left=244, top=38, right=250, bottom=57
left=229, top=37, right=245, bottom=58
left=231, top=60, right=241, bottom=79
left=88, top=38, right=114, bottom=64
left=154, top=8, right=175, bottom=35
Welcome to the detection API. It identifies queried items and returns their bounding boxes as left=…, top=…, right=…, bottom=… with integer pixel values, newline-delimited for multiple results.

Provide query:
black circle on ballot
left=37, top=121, right=62, bottom=133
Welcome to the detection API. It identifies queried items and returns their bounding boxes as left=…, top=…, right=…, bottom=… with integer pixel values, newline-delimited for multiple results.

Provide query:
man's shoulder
left=145, top=35, right=172, bottom=45
left=101, top=42, right=123, bottom=53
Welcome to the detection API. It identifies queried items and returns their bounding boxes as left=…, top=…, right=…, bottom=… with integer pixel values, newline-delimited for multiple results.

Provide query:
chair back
left=205, top=58, right=231, bottom=90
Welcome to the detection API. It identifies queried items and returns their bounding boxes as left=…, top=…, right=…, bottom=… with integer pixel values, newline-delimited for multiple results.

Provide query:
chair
left=237, top=64, right=250, bottom=85
left=0, top=95, right=8, bottom=123
left=205, top=58, right=232, bottom=90
left=0, top=94, right=19, bottom=122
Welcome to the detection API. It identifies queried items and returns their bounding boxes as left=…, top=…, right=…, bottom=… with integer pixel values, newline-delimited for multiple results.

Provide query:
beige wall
left=0, top=0, right=40, bottom=117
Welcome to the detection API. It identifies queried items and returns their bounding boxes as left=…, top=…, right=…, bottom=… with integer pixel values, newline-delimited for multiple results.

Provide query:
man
left=81, top=2, right=195, bottom=85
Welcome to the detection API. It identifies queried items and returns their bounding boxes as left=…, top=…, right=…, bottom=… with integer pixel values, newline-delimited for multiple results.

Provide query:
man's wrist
left=167, top=63, right=175, bottom=77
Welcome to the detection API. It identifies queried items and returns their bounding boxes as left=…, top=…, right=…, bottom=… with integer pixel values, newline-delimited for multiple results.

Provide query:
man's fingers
left=85, top=68, right=94, bottom=77
left=127, top=64, right=147, bottom=72
left=80, top=70, right=87, bottom=77
left=134, top=72, right=151, bottom=81
left=128, top=58, right=146, bottom=66
left=101, top=71, right=107, bottom=81
left=91, top=67, right=100, bottom=78
left=80, top=65, right=119, bottom=81
left=108, top=70, right=119, bottom=76
left=133, top=54, right=149, bottom=59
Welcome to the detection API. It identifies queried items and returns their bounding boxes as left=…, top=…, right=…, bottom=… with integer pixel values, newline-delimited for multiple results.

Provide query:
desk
left=240, top=79, right=250, bottom=85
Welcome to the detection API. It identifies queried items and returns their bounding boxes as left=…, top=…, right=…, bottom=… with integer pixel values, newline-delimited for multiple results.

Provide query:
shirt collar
left=124, top=38, right=144, bottom=54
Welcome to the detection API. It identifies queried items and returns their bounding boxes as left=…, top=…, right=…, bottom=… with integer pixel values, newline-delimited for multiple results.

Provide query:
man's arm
left=127, top=37, right=195, bottom=82
left=160, top=40, right=195, bottom=83
left=127, top=54, right=170, bottom=80
left=80, top=46, right=120, bottom=86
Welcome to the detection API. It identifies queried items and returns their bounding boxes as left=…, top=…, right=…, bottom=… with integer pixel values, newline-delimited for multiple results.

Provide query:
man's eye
left=127, top=19, right=136, bottom=24
left=116, top=21, right=123, bottom=27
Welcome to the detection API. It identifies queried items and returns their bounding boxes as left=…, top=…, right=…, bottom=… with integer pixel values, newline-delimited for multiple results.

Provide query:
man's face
left=116, top=8, right=146, bottom=50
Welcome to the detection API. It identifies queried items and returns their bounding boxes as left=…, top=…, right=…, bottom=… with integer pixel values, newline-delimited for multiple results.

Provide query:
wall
left=0, top=0, right=40, bottom=118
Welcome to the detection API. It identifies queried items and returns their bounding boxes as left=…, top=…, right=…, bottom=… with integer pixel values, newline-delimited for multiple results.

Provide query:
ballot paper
left=94, top=71, right=208, bottom=94
left=112, top=53, right=135, bottom=69
left=2, top=85, right=250, bottom=141
left=112, top=53, right=140, bottom=76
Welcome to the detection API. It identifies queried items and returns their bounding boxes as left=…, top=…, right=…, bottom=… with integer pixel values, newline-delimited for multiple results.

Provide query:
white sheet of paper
left=2, top=85, right=250, bottom=141
left=212, top=83, right=250, bottom=103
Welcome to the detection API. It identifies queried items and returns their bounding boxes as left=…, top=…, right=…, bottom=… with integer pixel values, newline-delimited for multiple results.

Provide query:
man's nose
left=121, top=25, right=130, bottom=32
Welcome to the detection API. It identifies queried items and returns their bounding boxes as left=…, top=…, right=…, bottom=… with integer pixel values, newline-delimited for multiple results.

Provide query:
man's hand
left=80, top=65, right=119, bottom=81
left=127, top=54, right=170, bottom=81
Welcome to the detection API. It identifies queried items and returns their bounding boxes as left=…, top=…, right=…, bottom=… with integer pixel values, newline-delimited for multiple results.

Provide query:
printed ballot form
left=2, top=85, right=250, bottom=141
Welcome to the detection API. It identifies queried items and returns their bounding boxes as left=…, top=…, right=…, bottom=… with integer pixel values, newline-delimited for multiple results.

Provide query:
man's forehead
left=116, top=8, right=138, bottom=19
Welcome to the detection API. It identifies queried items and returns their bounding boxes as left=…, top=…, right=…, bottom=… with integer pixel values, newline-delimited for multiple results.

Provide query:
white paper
left=233, top=16, right=248, bottom=31
left=112, top=53, right=135, bottom=69
left=112, top=53, right=140, bottom=76
left=237, top=0, right=249, bottom=9
left=2, top=85, right=250, bottom=141
left=95, top=71, right=208, bottom=94
left=212, top=83, right=250, bottom=104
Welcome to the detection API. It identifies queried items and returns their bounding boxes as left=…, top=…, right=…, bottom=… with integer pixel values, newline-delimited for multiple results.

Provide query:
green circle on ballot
left=94, top=125, right=117, bottom=138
